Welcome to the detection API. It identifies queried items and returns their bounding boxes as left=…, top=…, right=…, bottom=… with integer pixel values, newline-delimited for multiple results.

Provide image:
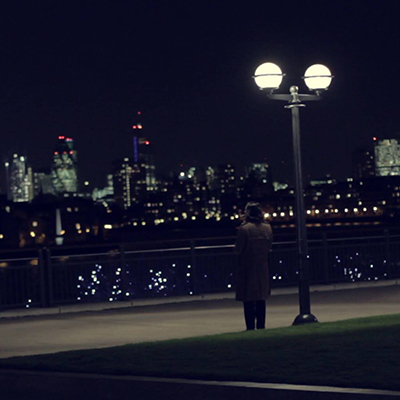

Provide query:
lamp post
left=253, top=62, right=333, bottom=325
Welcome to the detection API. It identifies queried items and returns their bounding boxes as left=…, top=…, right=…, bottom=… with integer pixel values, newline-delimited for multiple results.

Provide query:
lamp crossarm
left=267, top=93, right=321, bottom=103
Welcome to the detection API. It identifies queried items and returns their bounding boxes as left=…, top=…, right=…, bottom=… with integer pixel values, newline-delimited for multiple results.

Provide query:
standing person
left=235, top=202, right=273, bottom=330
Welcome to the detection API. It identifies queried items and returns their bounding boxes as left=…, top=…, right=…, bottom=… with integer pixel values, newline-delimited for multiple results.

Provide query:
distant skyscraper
left=352, top=147, right=375, bottom=179
left=374, top=136, right=400, bottom=176
left=211, top=164, right=236, bottom=194
left=5, top=154, right=34, bottom=202
left=244, top=162, right=273, bottom=198
left=51, top=136, right=78, bottom=194
left=113, top=157, right=144, bottom=209
left=33, top=169, right=54, bottom=196
left=246, top=163, right=272, bottom=182
left=132, top=111, right=156, bottom=191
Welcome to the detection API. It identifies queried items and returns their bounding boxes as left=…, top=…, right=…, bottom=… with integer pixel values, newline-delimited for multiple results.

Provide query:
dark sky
left=0, top=1, right=399, bottom=188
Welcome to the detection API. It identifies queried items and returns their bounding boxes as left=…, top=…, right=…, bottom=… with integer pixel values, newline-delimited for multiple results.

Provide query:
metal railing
left=0, top=231, right=399, bottom=311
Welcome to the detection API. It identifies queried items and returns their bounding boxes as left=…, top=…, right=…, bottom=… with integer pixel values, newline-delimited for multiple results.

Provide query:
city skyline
left=3, top=131, right=400, bottom=199
left=0, top=127, right=399, bottom=249
left=1, top=2, right=400, bottom=188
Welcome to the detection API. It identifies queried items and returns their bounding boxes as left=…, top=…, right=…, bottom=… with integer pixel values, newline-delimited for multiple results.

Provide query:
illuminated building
left=210, top=164, right=236, bottom=194
left=112, top=112, right=157, bottom=210
left=33, top=169, right=54, bottom=196
left=352, top=147, right=375, bottom=179
left=205, top=164, right=237, bottom=218
left=244, top=162, right=273, bottom=198
left=113, top=157, right=148, bottom=209
left=113, top=158, right=134, bottom=209
left=374, top=136, right=400, bottom=176
left=132, top=136, right=155, bottom=191
left=132, top=111, right=156, bottom=191
left=309, top=174, right=336, bottom=186
left=273, top=181, right=289, bottom=191
left=92, top=174, right=114, bottom=204
left=5, top=154, right=34, bottom=202
left=51, top=136, right=78, bottom=194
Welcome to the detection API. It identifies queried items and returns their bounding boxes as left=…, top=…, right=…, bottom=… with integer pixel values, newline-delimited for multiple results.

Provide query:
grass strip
left=1, top=314, right=400, bottom=390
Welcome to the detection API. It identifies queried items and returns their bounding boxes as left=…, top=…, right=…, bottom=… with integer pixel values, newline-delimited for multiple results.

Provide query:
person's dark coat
left=235, top=220, right=273, bottom=302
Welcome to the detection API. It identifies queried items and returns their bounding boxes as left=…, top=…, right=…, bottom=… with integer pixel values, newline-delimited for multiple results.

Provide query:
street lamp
left=253, top=62, right=333, bottom=325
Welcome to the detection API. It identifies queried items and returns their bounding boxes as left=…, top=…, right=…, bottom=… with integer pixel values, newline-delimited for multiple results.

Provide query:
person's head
left=244, top=202, right=263, bottom=222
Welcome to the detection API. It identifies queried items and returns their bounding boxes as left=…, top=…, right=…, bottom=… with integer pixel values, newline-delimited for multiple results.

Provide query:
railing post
left=190, top=240, right=199, bottom=295
left=322, top=232, right=330, bottom=284
left=119, top=244, right=129, bottom=300
left=39, top=248, right=46, bottom=307
left=384, top=229, right=392, bottom=279
left=40, top=247, right=53, bottom=308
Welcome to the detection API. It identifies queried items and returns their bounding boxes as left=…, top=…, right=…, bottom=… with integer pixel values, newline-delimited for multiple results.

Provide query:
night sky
left=0, top=1, right=399, bottom=189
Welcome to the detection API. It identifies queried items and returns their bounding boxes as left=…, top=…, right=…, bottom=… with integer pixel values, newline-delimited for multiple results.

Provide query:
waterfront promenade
left=1, top=281, right=400, bottom=399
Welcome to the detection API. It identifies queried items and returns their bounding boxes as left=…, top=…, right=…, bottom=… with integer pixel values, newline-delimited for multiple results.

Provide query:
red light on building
left=58, top=136, right=65, bottom=140
left=132, top=125, right=137, bottom=129
left=66, top=138, right=73, bottom=141
left=145, top=141, right=150, bottom=145
left=373, top=136, right=378, bottom=141
left=69, top=151, right=74, bottom=154
left=137, top=111, right=142, bottom=115
left=54, top=151, right=59, bottom=155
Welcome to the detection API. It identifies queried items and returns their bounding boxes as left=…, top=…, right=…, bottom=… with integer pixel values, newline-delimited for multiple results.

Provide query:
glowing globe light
left=303, top=64, right=332, bottom=91
left=254, top=62, right=284, bottom=90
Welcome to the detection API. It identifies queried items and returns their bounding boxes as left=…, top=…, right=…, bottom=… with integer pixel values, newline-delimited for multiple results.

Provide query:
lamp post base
left=292, top=313, right=318, bottom=326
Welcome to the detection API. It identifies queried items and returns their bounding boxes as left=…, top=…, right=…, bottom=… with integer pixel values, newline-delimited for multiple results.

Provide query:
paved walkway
left=1, top=281, right=400, bottom=399
left=1, top=280, right=400, bottom=359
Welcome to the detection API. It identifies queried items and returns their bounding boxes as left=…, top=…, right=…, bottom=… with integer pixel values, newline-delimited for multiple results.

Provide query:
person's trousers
left=243, top=300, right=266, bottom=330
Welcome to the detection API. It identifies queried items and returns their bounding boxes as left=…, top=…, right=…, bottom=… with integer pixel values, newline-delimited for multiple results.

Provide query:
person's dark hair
left=244, top=202, right=263, bottom=222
